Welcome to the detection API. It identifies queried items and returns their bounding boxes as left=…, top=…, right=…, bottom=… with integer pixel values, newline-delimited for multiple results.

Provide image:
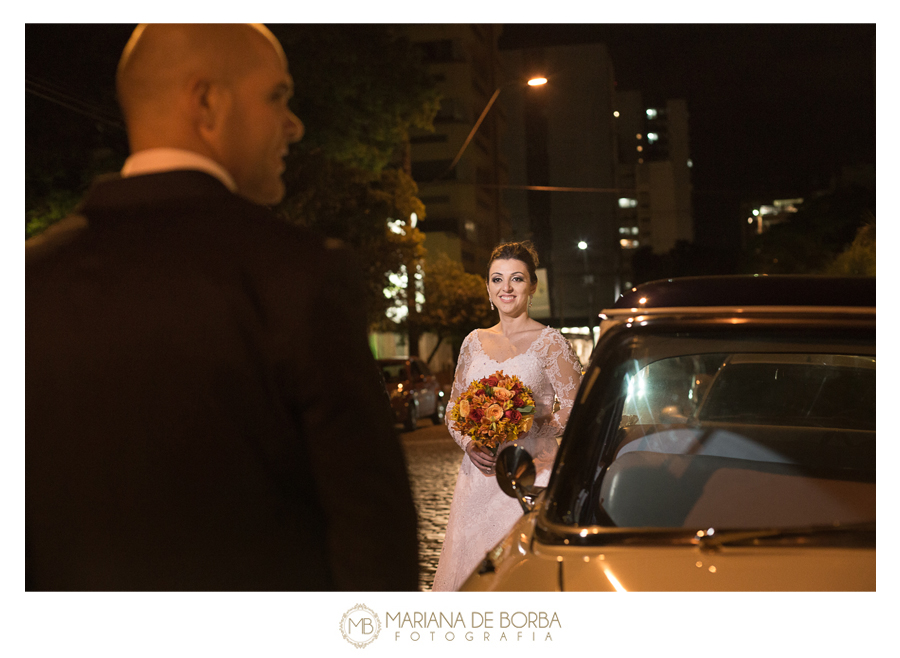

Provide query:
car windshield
left=551, top=330, right=875, bottom=533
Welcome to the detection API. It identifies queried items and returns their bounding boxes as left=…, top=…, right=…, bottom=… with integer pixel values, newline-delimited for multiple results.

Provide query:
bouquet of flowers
left=448, top=370, right=536, bottom=454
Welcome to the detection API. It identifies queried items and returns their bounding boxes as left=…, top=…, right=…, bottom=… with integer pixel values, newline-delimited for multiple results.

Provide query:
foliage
left=417, top=254, right=495, bottom=364
left=825, top=217, right=875, bottom=276
left=277, top=152, right=426, bottom=328
left=270, top=24, right=440, bottom=329
left=742, top=185, right=875, bottom=274
left=271, top=24, right=440, bottom=173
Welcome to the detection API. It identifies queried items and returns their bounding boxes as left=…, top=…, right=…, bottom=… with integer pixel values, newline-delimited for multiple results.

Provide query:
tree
left=417, top=254, right=495, bottom=366
left=742, top=185, right=875, bottom=274
left=826, top=217, right=875, bottom=276
left=271, top=24, right=439, bottom=172
left=271, top=24, right=440, bottom=332
left=277, top=153, right=426, bottom=328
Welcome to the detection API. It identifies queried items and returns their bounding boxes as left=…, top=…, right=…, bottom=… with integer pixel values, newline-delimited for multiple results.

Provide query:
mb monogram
left=340, top=604, right=382, bottom=648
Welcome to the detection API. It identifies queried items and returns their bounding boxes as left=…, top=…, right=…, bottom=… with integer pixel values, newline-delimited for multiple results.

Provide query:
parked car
left=461, top=275, right=875, bottom=591
left=377, top=357, right=446, bottom=432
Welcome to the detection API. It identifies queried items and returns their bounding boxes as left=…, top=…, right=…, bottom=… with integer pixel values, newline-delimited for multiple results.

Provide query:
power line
left=25, top=75, right=124, bottom=131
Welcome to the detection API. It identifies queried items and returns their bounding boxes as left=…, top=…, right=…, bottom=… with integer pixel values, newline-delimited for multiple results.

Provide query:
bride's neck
left=495, top=313, right=535, bottom=337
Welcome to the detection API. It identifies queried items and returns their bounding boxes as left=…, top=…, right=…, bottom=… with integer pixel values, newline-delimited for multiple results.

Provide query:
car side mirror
left=496, top=445, right=537, bottom=513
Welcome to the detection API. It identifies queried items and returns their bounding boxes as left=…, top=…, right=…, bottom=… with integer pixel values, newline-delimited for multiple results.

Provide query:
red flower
left=505, top=409, right=522, bottom=423
left=469, top=407, right=484, bottom=423
left=512, top=396, right=524, bottom=408
left=481, top=375, right=499, bottom=387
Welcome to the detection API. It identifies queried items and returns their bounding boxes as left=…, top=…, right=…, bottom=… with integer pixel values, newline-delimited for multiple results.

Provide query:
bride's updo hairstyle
left=487, top=241, right=540, bottom=284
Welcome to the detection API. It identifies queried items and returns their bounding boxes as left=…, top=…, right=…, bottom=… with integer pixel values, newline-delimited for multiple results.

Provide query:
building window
left=646, top=108, right=658, bottom=120
left=647, top=132, right=659, bottom=143
left=415, top=39, right=464, bottom=63
left=619, top=239, right=640, bottom=249
left=618, top=198, right=638, bottom=209
left=411, top=159, right=454, bottom=182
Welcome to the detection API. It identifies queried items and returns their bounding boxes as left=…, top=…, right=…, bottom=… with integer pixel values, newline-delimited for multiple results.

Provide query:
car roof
left=609, top=275, right=875, bottom=314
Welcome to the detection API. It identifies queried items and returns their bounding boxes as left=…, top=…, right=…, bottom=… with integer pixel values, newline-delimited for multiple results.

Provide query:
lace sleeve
left=531, top=330, right=584, bottom=441
left=444, top=331, right=477, bottom=451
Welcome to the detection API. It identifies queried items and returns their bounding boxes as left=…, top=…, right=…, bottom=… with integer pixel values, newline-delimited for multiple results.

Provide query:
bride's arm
left=530, top=331, right=584, bottom=441
left=445, top=331, right=476, bottom=452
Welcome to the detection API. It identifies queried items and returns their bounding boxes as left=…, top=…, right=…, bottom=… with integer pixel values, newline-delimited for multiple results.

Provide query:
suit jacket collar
left=78, top=170, right=240, bottom=215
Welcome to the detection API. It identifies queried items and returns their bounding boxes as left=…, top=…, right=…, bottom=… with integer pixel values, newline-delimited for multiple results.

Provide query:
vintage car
left=461, top=275, right=875, bottom=591
left=377, top=356, right=446, bottom=432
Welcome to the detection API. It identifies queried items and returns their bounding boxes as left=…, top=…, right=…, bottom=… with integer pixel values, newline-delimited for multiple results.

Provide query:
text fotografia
left=387, top=611, right=561, bottom=642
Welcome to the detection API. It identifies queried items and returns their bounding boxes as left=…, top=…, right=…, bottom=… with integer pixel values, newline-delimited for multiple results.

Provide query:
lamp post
left=435, top=76, right=547, bottom=182
left=578, top=240, right=595, bottom=346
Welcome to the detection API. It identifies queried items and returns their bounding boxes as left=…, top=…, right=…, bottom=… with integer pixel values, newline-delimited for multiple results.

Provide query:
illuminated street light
left=436, top=76, right=548, bottom=181
left=577, top=240, right=588, bottom=250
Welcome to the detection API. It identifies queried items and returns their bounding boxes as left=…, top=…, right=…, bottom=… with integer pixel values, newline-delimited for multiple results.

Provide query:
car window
left=550, top=331, right=876, bottom=534
left=381, top=363, right=407, bottom=384
left=606, top=351, right=875, bottom=530
left=415, top=358, right=433, bottom=377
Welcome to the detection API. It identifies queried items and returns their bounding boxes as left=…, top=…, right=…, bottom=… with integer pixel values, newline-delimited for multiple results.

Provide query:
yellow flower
left=458, top=398, right=470, bottom=419
left=520, top=415, right=534, bottom=434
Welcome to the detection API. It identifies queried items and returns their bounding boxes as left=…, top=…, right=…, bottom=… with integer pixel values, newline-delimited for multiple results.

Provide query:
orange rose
left=485, top=404, right=504, bottom=422
left=493, top=387, right=513, bottom=401
left=458, top=398, right=470, bottom=418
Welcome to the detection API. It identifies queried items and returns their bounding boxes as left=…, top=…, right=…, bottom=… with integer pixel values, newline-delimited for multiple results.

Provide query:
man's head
left=117, top=24, right=304, bottom=205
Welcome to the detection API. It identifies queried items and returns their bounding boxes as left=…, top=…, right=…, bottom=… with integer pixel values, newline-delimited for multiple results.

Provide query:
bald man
left=26, top=25, right=419, bottom=591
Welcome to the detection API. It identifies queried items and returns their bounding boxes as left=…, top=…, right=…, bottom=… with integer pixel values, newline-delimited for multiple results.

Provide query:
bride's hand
left=466, top=442, right=497, bottom=476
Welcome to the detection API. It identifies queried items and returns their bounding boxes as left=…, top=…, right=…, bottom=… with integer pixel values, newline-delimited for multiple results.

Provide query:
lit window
left=636, top=146, right=643, bottom=152
left=618, top=198, right=637, bottom=208
left=687, top=159, right=693, bottom=168
left=646, top=108, right=658, bottom=119
left=636, top=133, right=642, bottom=140
left=387, top=218, right=405, bottom=235
left=631, top=227, right=639, bottom=235
left=647, top=132, right=658, bottom=143
left=619, top=238, right=640, bottom=249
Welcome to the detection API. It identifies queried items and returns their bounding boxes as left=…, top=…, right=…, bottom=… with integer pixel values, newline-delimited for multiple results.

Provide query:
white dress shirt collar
left=121, top=148, right=238, bottom=193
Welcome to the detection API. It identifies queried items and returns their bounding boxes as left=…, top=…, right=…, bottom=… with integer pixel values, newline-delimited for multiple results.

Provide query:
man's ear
left=193, top=78, right=231, bottom=136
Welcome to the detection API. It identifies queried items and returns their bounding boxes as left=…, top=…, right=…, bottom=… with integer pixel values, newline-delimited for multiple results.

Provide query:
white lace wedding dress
left=431, top=326, right=583, bottom=592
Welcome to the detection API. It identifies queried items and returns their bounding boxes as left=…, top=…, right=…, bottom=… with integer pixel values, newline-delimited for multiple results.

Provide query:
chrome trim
left=601, top=305, right=875, bottom=317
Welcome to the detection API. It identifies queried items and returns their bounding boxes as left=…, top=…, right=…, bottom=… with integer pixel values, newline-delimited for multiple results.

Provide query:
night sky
left=26, top=23, right=876, bottom=251
left=499, top=24, right=876, bottom=249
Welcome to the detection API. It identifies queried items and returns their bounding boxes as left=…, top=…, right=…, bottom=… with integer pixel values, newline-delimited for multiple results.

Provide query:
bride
left=432, top=241, right=583, bottom=592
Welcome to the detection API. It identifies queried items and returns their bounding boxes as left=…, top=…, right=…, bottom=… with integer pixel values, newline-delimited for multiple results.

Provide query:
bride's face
left=487, top=258, right=536, bottom=317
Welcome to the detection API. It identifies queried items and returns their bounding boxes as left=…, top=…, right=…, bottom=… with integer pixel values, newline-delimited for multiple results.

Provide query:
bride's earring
left=489, top=297, right=495, bottom=311
left=529, top=295, right=533, bottom=309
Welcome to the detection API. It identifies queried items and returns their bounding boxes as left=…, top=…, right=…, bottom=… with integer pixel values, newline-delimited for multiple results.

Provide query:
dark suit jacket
left=26, top=170, right=419, bottom=590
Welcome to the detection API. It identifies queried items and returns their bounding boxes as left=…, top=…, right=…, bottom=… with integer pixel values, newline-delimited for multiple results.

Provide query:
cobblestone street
left=399, top=420, right=462, bottom=591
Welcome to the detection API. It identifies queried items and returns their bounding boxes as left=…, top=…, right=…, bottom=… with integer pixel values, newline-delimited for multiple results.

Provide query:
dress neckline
left=474, top=325, right=552, bottom=364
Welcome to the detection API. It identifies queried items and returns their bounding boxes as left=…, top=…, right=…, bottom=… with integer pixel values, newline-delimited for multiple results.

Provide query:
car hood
left=560, top=545, right=875, bottom=591
left=461, top=515, right=875, bottom=591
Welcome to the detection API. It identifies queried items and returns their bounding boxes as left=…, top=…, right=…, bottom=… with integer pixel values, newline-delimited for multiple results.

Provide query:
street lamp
left=436, top=76, right=548, bottom=181
left=578, top=241, right=596, bottom=346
